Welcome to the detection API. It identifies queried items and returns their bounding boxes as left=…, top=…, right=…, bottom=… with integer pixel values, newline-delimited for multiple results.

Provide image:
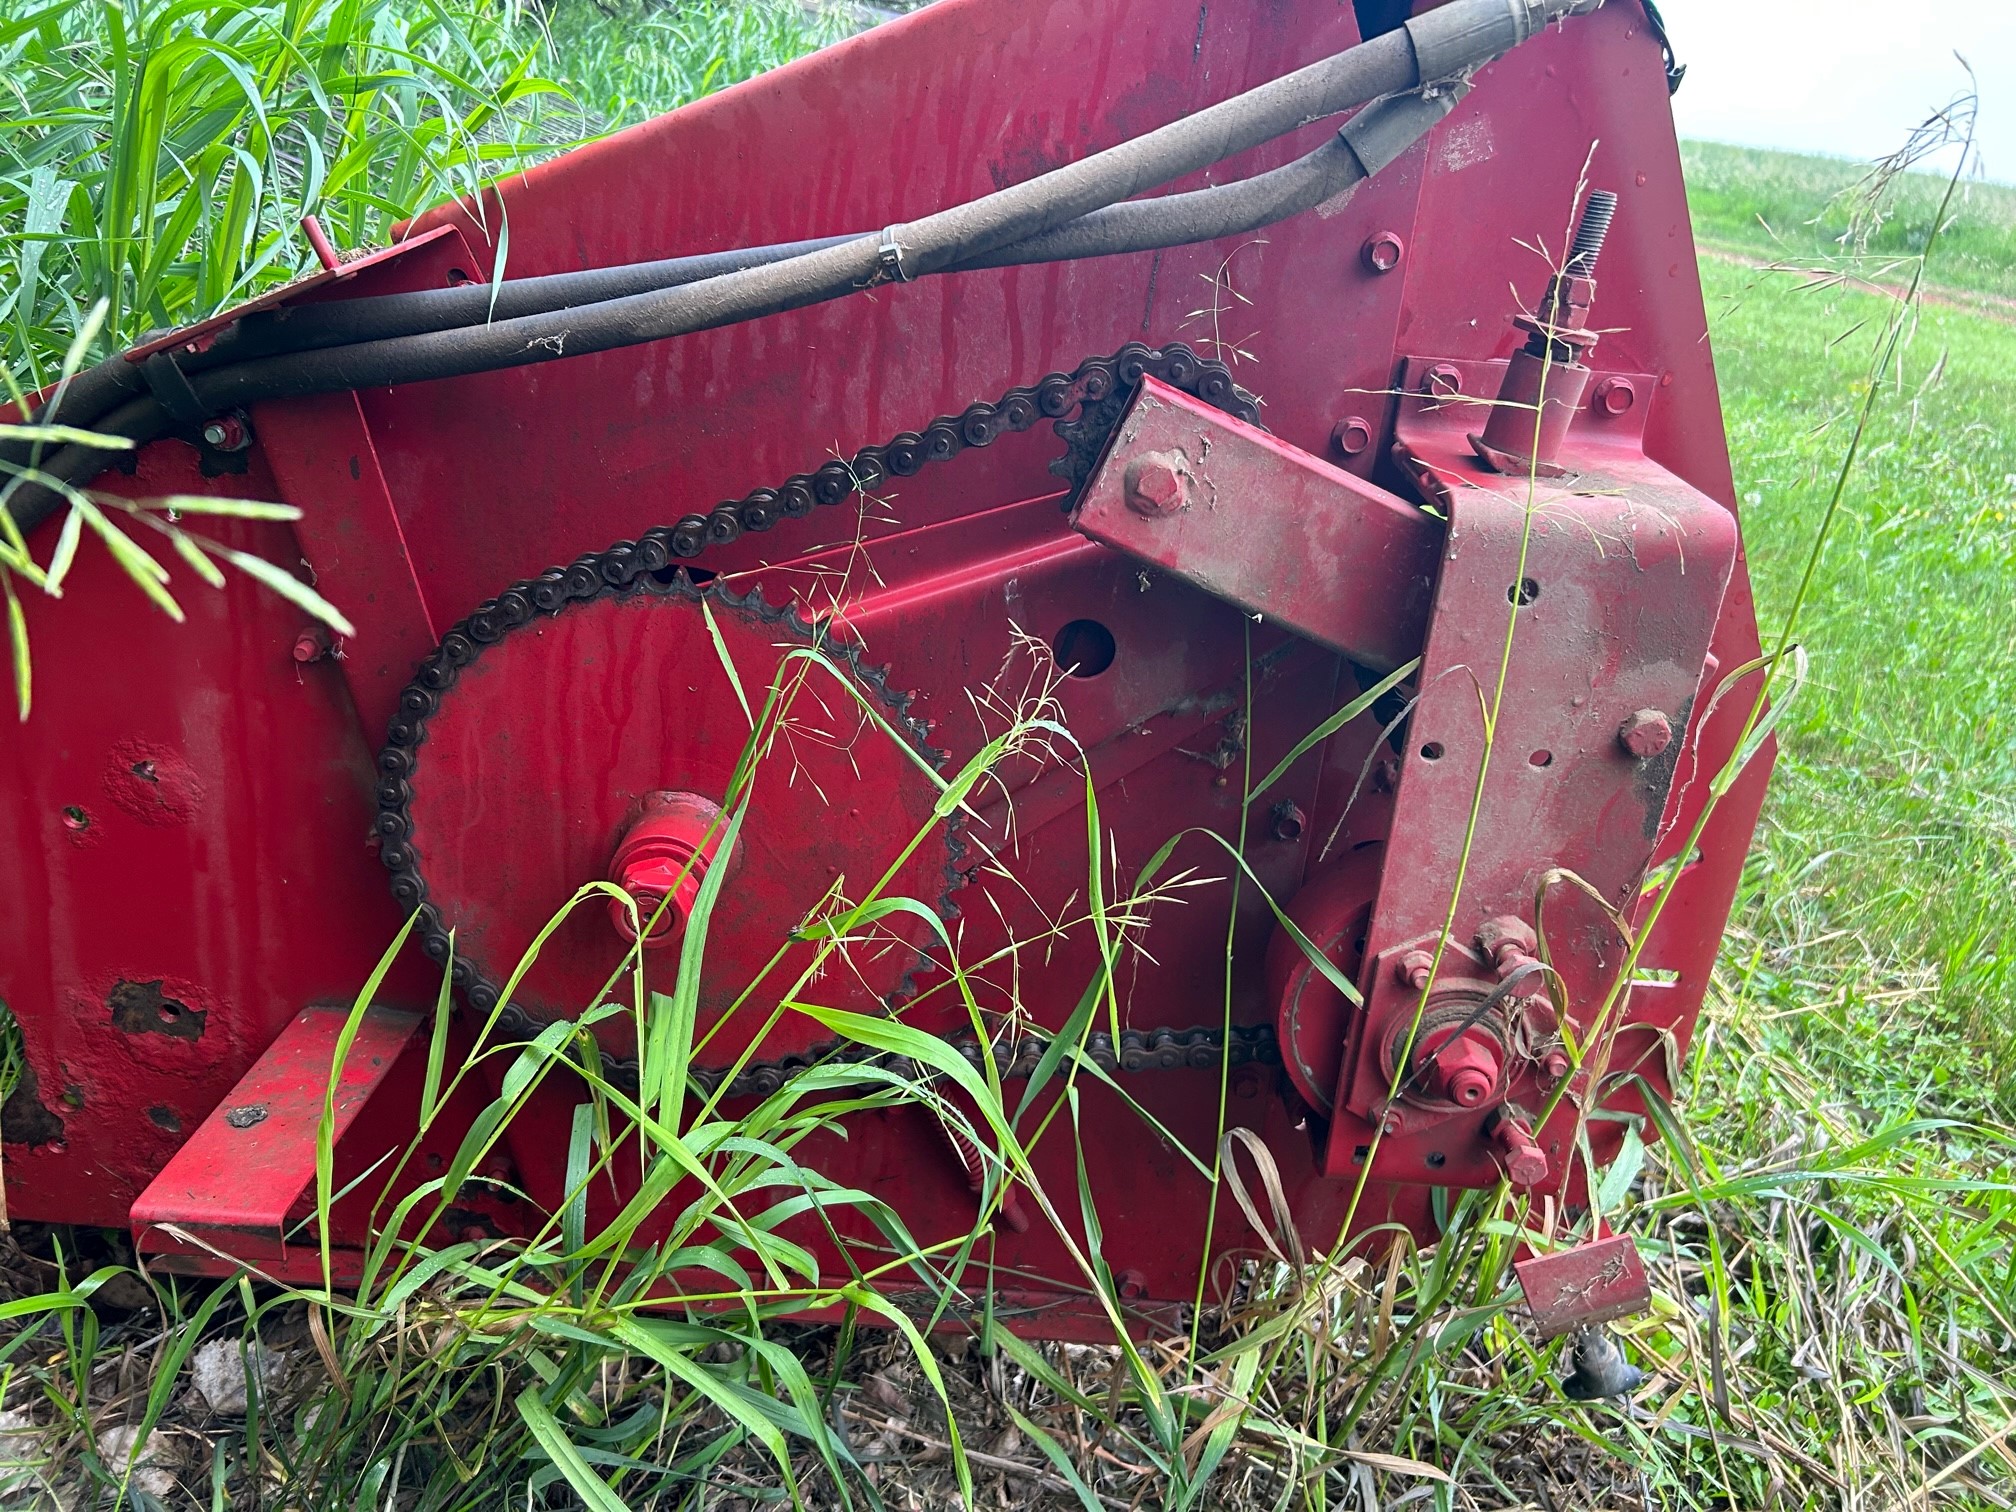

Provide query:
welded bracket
left=1069, top=376, right=1443, bottom=674
left=1327, top=356, right=1738, bottom=1184
left=1515, top=1233, right=1652, bottom=1337
left=132, top=1004, right=421, bottom=1267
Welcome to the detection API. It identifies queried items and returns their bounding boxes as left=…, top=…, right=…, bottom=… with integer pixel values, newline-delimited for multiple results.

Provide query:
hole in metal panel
left=1052, top=619, right=1117, bottom=678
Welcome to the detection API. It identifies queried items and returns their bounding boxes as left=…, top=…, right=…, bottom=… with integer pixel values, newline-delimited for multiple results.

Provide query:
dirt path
left=1697, top=240, right=2016, bottom=328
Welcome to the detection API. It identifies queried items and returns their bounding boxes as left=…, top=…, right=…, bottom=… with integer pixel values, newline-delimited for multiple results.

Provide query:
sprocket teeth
left=378, top=340, right=1260, bottom=1097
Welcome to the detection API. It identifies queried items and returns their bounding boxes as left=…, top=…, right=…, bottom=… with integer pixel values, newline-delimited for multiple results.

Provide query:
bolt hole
left=446, top=267, right=473, bottom=285
left=1051, top=619, right=1116, bottom=679
left=61, top=806, right=89, bottom=831
left=1352, top=1144, right=1371, bottom=1164
left=1419, top=742, right=1444, bottom=762
left=1426, top=1151, right=1447, bottom=1169
left=1509, top=579, right=1541, bottom=607
left=1529, top=749, right=1554, bottom=768
left=157, top=1002, right=181, bottom=1023
left=131, top=760, right=159, bottom=782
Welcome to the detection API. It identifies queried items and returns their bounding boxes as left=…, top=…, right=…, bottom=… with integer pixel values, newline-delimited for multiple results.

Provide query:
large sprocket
left=379, top=574, right=957, bottom=1075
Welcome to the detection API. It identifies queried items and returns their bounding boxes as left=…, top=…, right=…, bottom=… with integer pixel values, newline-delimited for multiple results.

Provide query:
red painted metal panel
left=1071, top=378, right=1442, bottom=671
left=254, top=393, right=438, bottom=737
left=0, top=0, right=1769, bottom=1327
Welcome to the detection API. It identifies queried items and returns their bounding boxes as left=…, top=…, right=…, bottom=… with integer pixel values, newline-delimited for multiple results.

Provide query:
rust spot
left=147, top=1105, right=182, bottom=1132
left=1, top=1064, right=66, bottom=1147
left=105, top=741, right=203, bottom=827
left=109, top=980, right=208, bottom=1041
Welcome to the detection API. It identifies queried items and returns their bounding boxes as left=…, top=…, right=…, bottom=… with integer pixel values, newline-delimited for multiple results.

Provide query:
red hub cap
left=606, top=790, right=735, bottom=947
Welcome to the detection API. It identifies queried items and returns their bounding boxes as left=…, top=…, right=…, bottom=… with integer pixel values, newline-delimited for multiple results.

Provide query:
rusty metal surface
left=1070, top=378, right=1441, bottom=672
left=0, top=0, right=1770, bottom=1332
left=1515, top=1233, right=1654, bottom=1337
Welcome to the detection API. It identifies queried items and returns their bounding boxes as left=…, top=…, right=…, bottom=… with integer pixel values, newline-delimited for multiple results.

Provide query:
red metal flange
left=606, top=791, right=737, bottom=948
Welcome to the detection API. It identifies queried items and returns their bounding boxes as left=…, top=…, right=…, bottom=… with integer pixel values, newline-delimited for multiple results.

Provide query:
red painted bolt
left=292, top=627, right=332, bottom=664
left=1542, top=1049, right=1573, bottom=1081
left=1594, top=376, right=1637, bottom=415
left=1618, top=708, right=1674, bottom=759
left=1419, top=1028, right=1501, bottom=1109
left=1476, top=914, right=1538, bottom=969
left=1362, top=231, right=1405, bottom=274
left=1397, top=949, right=1437, bottom=990
left=1423, top=364, right=1464, bottom=398
left=1490, top=1117, right=1549, bottom=1189
left=1123, top=452, right=1191, bottom=517
left=1332, top=416, right=1374, bottom=457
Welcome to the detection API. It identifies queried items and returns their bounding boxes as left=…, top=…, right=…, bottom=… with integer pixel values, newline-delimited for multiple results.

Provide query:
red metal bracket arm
left=1068, top=377, right=1443, bottom=674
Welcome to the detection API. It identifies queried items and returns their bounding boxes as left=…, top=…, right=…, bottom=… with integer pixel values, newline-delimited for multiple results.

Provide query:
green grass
left=0, top=0, right=847, bottom=387
left=1705, top=253, right=2016, bottom=1082
left=0, top=12, right=2013, bottom=1506
left=1683, top=139, right=2016, bottom=303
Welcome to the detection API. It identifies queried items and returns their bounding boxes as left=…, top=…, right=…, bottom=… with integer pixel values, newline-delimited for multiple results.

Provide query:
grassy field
left=1683, top=139, right=2016, bottom=303
left=2, top=4, right=2015, bottom=1505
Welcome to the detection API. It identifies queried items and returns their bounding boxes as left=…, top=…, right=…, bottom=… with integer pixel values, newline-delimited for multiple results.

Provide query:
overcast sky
left=1660, top=0, right=2013, bottom=182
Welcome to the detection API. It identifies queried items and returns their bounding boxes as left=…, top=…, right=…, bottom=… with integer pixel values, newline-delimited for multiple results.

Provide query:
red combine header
left=2, top=0, right=1765, bottom=1365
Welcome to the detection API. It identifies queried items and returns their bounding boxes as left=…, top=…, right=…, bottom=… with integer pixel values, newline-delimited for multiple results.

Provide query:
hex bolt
left=1541, top=1049, right=1573, bottom=1081
left=1269, top=801, right=1308, bottom=842
left=1423, top=364, right=1464, bottom=398
left=1122, top=452, right=1191, bottom=517
left=1489, top=1116, right=1549, bottom=1189
left=199, top=414, right=251, bottom=452
left=1362, top=231, right=1405, bottom=274
left=1475, top=914, right=1537, bottom=970
left=1618, top=708, right=1674, bottom=759
left=1332, top=415, right=1374, bottom=456
left=1396, top=949, right=1437, bottom=990
left=1594, top=376, right=1637, bottom=415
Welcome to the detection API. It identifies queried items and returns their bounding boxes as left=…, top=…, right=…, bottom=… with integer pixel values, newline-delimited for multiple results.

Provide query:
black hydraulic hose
left=3, top=233, right=862, bottom=450
left=4, top=0, right=1597, bottom=531
left=0, top=111, right=1433, bottom=518
left=959, top=86, right=1458, bottom=267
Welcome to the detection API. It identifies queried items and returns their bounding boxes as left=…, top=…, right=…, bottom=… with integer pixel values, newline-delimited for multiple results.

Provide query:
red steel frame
left=2, top=0, right=1770, bottom=1333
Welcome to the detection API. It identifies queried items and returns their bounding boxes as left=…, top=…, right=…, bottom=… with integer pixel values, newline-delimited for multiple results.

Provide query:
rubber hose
left=5, top=0, right=1595, bottom=529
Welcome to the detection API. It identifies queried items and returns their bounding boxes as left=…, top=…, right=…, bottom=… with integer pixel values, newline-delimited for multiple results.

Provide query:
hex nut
left=1332, top=416, right=1374, bottom=456
left=1123, top=453, right=1190, bottom=517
